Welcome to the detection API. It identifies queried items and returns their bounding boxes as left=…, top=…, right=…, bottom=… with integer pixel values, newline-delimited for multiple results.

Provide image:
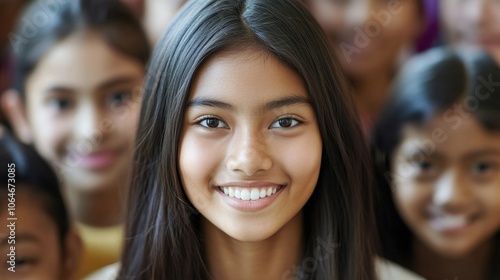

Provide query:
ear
left=0, top=89, right=32, bottom=143
left=61, top=227, right=83, bottom=280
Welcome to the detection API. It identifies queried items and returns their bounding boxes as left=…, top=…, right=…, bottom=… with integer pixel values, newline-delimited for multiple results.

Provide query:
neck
left=413, top=239, right=494, bottom=280
left=65, top=184, right=124, bottom=227
left=204, top=212, right=303, bottom=280
left=351, top=70, right=393, bottom=122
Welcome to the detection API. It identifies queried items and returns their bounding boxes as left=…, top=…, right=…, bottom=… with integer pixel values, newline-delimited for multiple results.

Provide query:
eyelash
left=193, top=115, right=303, bottom=129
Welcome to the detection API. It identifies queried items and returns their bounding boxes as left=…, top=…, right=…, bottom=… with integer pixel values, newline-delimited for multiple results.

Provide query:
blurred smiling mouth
left=68, top=150, right=121, bottom=170
left=429, top=213, right=480, bottom=234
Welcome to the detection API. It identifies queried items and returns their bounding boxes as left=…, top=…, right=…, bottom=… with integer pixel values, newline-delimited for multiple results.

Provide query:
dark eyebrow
left=97, top=76, right=139, bottom=91
left=44, top=86, right=75, bottom=95
left=43, top=76, right=139, bottom=95
left=186, top=96, right=310, bottom=111
left=463, top=149, right=500, bottom=161
left=187, top=98, right=235, bottom=110
left=0, top=234, right=40, bottom=246
left=262, top=96, right=310, bottom=111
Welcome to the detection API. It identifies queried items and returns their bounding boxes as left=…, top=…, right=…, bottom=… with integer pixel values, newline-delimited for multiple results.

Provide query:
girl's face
left=305, top=0, right=422, bottom=78
left=0, top=189, right=81, bottom=280
left=21, top=31, right=143, bottom=192
left=392, top=115, right=500, bottom=257
left=441, top=0, right=500, bottom=62
left=179, top=49, right=322, bottom=241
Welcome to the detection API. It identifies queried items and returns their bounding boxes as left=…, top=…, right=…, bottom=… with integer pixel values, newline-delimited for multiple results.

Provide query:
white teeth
left=251, top=189, right=260, bottom=200
left=259, top=189, right=266, bottom=198
left=220, top=186, right=281, bottom=201
left=266, top=188, right=272, bottom=196
left=241, top=189, right=250, bottom=201
left=432, top=215, right=468, bottom=230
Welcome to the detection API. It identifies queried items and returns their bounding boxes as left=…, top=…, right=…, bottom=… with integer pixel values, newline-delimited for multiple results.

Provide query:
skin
left=440, top=0, right=500, bottom=63
left=391, top=115, right=500, bottom=280
left=304, top=0, right=422, bottom=120
left=0, top=189, right=81, bottom=280
left=143, top=0, right=186, bottom=44
left=6, top=31, right=144, bottom=227
left=179, top=48, right=322, bottom=280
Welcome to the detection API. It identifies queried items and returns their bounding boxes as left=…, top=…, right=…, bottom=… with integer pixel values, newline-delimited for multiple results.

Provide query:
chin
left=428, top=240, right=476, bottom=259
left=223, top=225, right=279, bottom=243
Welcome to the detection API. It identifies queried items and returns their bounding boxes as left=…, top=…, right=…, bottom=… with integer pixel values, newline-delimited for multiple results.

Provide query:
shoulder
left=376, top=258, right=426, bottom=280
left=83, top=262, right=120, bottom=280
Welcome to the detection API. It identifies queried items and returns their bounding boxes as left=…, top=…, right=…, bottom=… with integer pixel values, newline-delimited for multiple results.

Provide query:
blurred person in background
left=0, top=0, right=32, bottom=128
left=119, top=0, right=186, bottom=45
left=373, top=48, right=500, bottom=280
left=302, top=0, right=438, bottom=133
left=1, top=0, right=150, bottom=277
left=142, top=0, right=186, bottom=45
left=0, top=127, right=82, bottom=280
left=440, top=0, right=500, bottom=63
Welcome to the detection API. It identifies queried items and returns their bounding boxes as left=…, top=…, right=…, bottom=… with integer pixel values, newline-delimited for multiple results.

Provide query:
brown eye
left=206, top=118, right=220, bottom=128
left=270, top=117, right=300, bottom=128
left=198, top=117, right=228, bottom=129
left=279, top=118, right=292, bottom=127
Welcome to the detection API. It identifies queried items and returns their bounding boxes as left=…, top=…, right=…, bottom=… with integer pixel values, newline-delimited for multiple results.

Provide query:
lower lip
left=216, top=186, right=285, bottom=212
left=75, top=152, right=120, bottom=170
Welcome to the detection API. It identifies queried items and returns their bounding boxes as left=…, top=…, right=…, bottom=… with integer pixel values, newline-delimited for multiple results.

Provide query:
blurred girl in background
left=1, top=0, right=150, bottom=277
left=373, top=48, right=500, bottom=280
left=303, top=0, right=438, bottom=132
left=0, top=127, right=82, bottom=280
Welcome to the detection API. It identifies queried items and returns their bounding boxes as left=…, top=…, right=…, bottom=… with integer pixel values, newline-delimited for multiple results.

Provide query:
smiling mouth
left=217, top=185, right=284, bottom=201
left=429, top=213, right=480, bottom=234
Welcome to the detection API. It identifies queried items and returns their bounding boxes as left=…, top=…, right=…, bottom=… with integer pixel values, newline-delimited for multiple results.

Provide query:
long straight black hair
left=119, top=0, right=377, bottom=279
left=372, top=47, right=500, bottom=279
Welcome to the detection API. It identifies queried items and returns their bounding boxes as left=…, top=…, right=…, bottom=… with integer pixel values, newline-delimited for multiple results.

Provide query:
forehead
left=26, top=31, right=144, bottom=91
left=189, top=48, right=308, bottom=106
left=0, top=189, right=60, bottom=245
left=398, top=115, right=500, bottom=157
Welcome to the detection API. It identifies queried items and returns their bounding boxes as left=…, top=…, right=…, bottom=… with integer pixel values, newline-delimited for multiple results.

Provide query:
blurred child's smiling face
left=24, top=31, right=143, bottom=192
left=305, top=0, right=422, bottom=78
left=179, top=49, right=322, bottom=241
left=0, top=190, right=77, bottom=280
left=391, top=115, right=500, bottom=257
left=441, top=0, right=500, bottom=62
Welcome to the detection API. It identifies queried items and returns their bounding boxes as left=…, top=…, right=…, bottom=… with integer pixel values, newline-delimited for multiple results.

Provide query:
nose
left=433, top=170, right=472, bottom=213
left=73, top=103, right=104, bottom=152
left=346, top=0, right=371, bottom=28
left=225, top=130, right=272, bottom=176
left=465, top=0, right=488, bottom=26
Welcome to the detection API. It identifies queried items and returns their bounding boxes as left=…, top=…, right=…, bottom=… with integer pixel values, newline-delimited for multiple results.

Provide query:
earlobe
left=62, top=227, right=83, bottom=280
left=0, top=89, right=33, bottom=143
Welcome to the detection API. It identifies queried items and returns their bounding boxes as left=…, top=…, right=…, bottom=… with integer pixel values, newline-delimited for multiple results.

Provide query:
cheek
left=110, top=105, right=140, bottom=144
left=385, top=8, right=420, bottom=42
left=274, top=132, right=322, bottom=189
left=480, top=187, right=500, bottom=224
left=179, top=132, right=222, bottom=187
left=393, top=182, right=429, bottom=222
left=30, top=115, right=71, bottom=161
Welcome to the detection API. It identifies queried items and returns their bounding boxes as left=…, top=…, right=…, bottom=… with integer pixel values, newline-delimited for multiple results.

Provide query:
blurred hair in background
left=373, top=47, right=500, bottom=280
